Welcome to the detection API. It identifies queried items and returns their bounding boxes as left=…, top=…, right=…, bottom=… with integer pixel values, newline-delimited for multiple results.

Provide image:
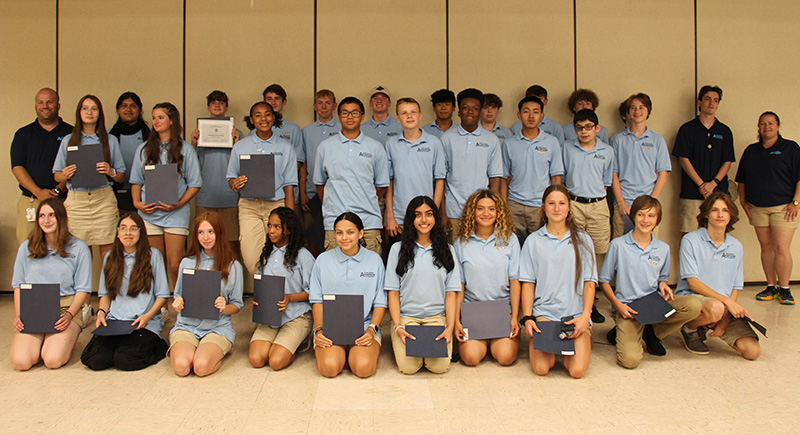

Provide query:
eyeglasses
left=340, top=110, right=362, bottom=118
left=118, top=226, right=140, bottom=233
left=574, top=124, right=596, bottom=132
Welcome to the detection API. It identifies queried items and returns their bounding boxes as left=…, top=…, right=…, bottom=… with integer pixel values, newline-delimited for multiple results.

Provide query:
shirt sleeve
left=128, top=144, right=146, bottom=186
left=383, top=243, right=401, bottom=291
left=97, top=252, right=110, bottom=297
left=721, top=126, right=736, bottom=163
left=672, top=124, right=690, bottom=158
left=308, top=257, right=323, bottom=304
left=733, top=243, right=744, bottom=290
left=10, top=128, right=29, bottom=168
left=603, top=148, right=615, bottom=187
left=655, top=135, right=672, bottom=173
left=658, top=244, right=671, bottom=283
left=488, top=139, right=505, bottom=178
left=518, top=237, right=537, bottom=283
left=312, top=143, right=327, bottom=186
left=386, top=144, right=395, bottom=179
left=73, top=240, right=93, bottom=293
left=173, top=258, right=190, bottom=298
left=298, top=249, right=315, bottom=294
left=580, top=234, right=598, bottom=283
left=502, top=141, right=512, bottom=179
left=279, top=145, right=299, bottom=188
left=598, top=240, right=618, bottom=284
left=226, top=143, right=241, bottom=180
left=444, top=245, right=462, bottom=292
left=109, top=135, right=126, bottom=173
left=549, top=142, right=565, bottom=177
left=151, top=249, right=171, bottom=299
left=678, top=235, right=699, bottom=280
left=372, top=259, right=388, bottom=309
left=553, top=124, right=565, bottom=145
left=373, top=143, right=390, bottom=187
left=51, top=135, right=70, bottom=173
left=181, top=142, right=203, bottom=188
left=453, top=241, right=466, bottom=284
left=226, top=261, right=245, bottom=309
left=508, top=234, right=521, bottom=281
left=11, top=243, right=29, bottom=289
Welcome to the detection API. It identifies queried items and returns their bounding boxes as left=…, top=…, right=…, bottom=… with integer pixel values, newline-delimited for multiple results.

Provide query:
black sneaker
left=591, top=305, right=606, bottom=323
left=779, top=288, right=796, bottom=306
left=756, top=286, right=780, bottom=301
left=606, top=327, right=617, bottom=345
left=643, top=324, right=666, bottom=356
left=681, top=326, right=709, bottom=355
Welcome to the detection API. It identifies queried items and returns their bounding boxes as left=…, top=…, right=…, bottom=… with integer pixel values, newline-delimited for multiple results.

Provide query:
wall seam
left=55, top=0, right=59, bottom=91
left=445, top=0, right=450, bottom=89
left=573, top=0, right=577, bottom=90
left=182, top=0, right=187, bottom=137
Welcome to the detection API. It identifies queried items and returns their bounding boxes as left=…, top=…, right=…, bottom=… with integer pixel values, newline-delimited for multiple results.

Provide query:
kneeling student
left=676, top=193, right=761, bottom=360
left=599, top=196, right=702, bottom=368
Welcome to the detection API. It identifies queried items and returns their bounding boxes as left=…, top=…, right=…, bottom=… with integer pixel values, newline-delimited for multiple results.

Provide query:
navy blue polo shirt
left=672, top=117, right=735, bottom=200
left=735, top=137, right=800, bottom=207
left=10, top=118, right=73, bottom=196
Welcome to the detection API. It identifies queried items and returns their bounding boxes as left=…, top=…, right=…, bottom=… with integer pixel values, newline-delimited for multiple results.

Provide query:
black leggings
left=81, top=329, right=168, bottom=371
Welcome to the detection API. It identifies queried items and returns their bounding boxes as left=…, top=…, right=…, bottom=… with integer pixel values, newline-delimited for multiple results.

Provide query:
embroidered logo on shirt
left=417, top=147, right=431, bottom=153
left=639, top=142, right=653, bottom=150
left=770, top=150, right=782, bottom=155
left=360, top=271, right=376, bottom=278
left=647, top=254, right=661, bottom=265
left=270, top=152, right=283, bottom=156
left=713, top=134, right=723, bottom=140
left=387, top=132, right=399, bottom=137
left=594, top=154, right=607, bottom=160
left=721, top=252, right=736, bottom=259
left=475, top=142, right=489, bottom=148
left=359, top=152, right=373, bottom=158
left=534, top=146, right=548, bottom=154
left=329, top=131, right=338, bottom=136
left=280, top=134, right=290, bottom=140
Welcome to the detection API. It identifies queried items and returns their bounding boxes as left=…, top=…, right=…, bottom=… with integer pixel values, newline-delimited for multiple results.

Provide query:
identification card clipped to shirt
left=26, top=197, right=36, bottom=222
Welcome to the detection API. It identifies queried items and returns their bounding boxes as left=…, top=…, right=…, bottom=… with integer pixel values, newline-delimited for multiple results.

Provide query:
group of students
left=9, top=81, right=798, bottom=378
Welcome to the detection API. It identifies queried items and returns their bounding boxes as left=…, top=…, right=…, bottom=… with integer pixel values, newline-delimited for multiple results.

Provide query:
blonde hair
left=457, top=190, right=514, bottom=245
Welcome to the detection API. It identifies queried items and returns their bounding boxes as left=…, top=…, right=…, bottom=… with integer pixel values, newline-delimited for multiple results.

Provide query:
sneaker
left=643, top=324, right=666, bottom=356
left=779, top=288, right=796, bottom=305
left=297, top=334, right=313, bottom=353
left=161, top=306, right=171, bottom=323
left=591, top=305, right=606, bottom=324
left=82, top=304, right=93, bottom=326
left=756, top=286, right=780, bottom=301
left=606, top=327, right=617, bottom=345
left=681, top=326, right=709, bottom=355
left=696, top=326, right=708, bottom=341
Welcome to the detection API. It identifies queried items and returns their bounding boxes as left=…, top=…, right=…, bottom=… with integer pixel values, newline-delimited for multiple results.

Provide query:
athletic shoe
left=591, top=305, right=606, bottom=323
left=297, top=334, right=313, bottom=353
left=681, top=326, right=709, bottom=355
left=756, top=286, right=779, bottom=301
left=779, top=288, right=796, bottom=305
left=161, top=306, right=171, bottom=323
left=643, top=324, right=666, bottom=356
left=606, top=327, right=617, bottom=345
left=82, top=304, right=93, bottom=326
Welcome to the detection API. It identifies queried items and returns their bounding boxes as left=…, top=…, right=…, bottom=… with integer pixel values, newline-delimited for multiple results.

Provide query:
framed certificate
left=198, top=117, right=235, bottom=148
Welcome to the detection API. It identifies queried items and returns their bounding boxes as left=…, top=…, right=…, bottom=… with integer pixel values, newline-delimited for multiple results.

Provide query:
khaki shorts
left=65, top=186, right=119, bottom=245
left=750, top=204, right=799, bottom=229
left=507, top=200, right=541, bottom=237
left=679, top=199, right=704, bottom=233
left=693, top=295, right=757, bottom=348
left=196, top=206, right=239, bottom=241
left=143, top=219, right=190, bottom=236
left=570, top=199, right=610, bottom=254
left=17, top=195, right=40, bottom=246
left=535, top=315, right=592, bottom=336
left=60, top=294, right=86, bottom=329
left=324, top=229, right=382, bottom=255
left=446, top=218, right=462, bottom=244
left=251, top=312, right=312, bottom=354
left=168, top=329, right=232, bottom=355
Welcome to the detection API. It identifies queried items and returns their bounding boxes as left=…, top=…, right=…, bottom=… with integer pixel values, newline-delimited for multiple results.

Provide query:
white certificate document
left=198, top=117, right=234, bottom=148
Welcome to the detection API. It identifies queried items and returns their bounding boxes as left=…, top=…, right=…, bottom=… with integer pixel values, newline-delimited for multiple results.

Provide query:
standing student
left=310, top=212, right=387, bottom=378
left=599, top=196, right=702, bottom=368
left=313, top=97, right=390, bottom=255
left=53, top=94, right=126, bottom=261
left=386, top=196, right=460, bottom=374
left=129, top=102, right=202, bottom=284
left=480, top=93, right=513, bottom=144
left=501, top=96, right=563, bottom=237
left=385, top=97, right=446, bottom=244
left=736, top=112, right=800, bottom=305
left=81, top=213, right=170, bottom=371
left=262, top=84, right=304, bottom=208
left=453, top=190, right=521, bottom=366
left=170, top=212, right=244, bottom=377
left=191, top=90, right=243, bottom=257
left=11, top=88, right=71, bottom=245
left=673, top=85, right=735, bottom=235
left=519, top=185, right=596, bottom=378
left=10, top=198, right=91, bottom=371
left=422, top=89, right=456, bottom=138
left=563, top=89, right=610, bottom=144
left=440, top=88, right=504, bottom=242
left=361, top=86, right=402, bottom=144
left=676, top=193, right=760, bottom=360
left=109, top=92, right=150, bottom=212
left=249, top=207, right=314, bottom=371
left=511, top=85, right=565, bottom=144
left=610, top=93, right=671, bottom=238
left=227, top=102, right=297, bottom=274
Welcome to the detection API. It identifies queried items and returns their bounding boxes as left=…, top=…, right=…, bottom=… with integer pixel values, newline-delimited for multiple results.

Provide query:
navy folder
left=405, top=325, right=448, bottom=358
left=461, top=299, right=511, bottom=340
left=239, top=154, right=276, bottom=200
left=322, top=294, right=363, bottom=345
left=67, top=143, right=106, bottom=188
left=144, top=163, right=179, bottom=205
left=532, top=321, right=576, bottom=356
left=627, top=291, right=677, bottom=325
left=92, top=319, right=137, bottom=336
left=253, top=274, right=285, bottom=328
left=180, top=269, right=222, bottom=320
left=19, top=283, right=60, bottom=334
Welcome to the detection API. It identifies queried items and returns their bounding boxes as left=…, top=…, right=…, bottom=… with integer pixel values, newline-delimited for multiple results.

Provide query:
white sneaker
left=82, top=304, right=93, bottom=326
left=161, top=306, right=171, bottom=323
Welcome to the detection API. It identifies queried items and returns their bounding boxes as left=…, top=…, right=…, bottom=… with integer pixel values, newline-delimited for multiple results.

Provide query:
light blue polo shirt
left=309, top=246, right=387, bottom=334
left=196, top=130, right=242, bottom=208
left=53, top=133, right=126, bottom=191
left=385, top=130, right=446, bottom=225
left=610, top=127, right=672, bottom=205
left=361, top=116, right=402, bottom=145
left=384, top=242, right=461, bottom=318
left=301, top=119, right=342, bottom=197
left=563, top=122, right=610, bottom=144
left=502, top=130, right=564, bottom=207
left=676, top=228, right=744, bottom=298
left=441, top=125, right=504, bottom=219
left=486, top=123, right=513, bottom=144
left=171, top=251, right=244, bottom=343
left=512, top=114, right=565, bottom=144
left=454, top=231, right=520, bottom=302
left=519, top=228, right=597, bottom=321
left=422, top=121, right=449, bottom=138
left=273, top=119, right=303, bottom=203
left=258, top=245, right=314, bottom=326
left=12, top=236, right=92, bottom=296
left=129, top=140, right=203, bottom=229
left=226, top=132, right=298, bottom=202
left=562, top=139, right=615, bottom=198
left=99, top=247, right=170, bottom=335
left=599, top=233, right=670, bottom=305
left=118, top=132, right=147, bottom=189
left=312, top=132, right=390, bottom=230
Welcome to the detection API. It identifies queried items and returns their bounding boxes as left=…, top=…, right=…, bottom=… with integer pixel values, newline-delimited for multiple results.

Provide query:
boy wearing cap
left=362, top=86, right=402, bottom=145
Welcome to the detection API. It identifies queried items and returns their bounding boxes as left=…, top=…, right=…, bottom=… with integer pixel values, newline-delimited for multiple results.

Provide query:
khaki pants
left=239, top=198, right=284, bottom=274
left=507, top=200, right=541, bottom=236
left=391, top=314, right=452, bottom=375
left=17, top=195, right=40, bottom=246
left=614, top=294, right=702, bottom=368
left=324, top=229, right=382, bottom=255
left=446, top=218, right=462, bottom=244
left=571, top=199, right=611, bottom=254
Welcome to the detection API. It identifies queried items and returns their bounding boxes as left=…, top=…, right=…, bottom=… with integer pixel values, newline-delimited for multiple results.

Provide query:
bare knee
left=349, top=359, right=377, bottom=378
left=192, top=357, right=218, bottom=377
left=171, top=357, right=193, bottom=377
left=568, top=366, right=587, bottom=379
left=249, top=348, right=268, bottom=368
left=706, top=303, right=726, bottom=323
left=459, top=350, right=484, bottom=367
left=42, top=352, right=69, bottom=369
left=531, top=360, right=551, bottom=376
left=11, top=353, right=36, bottom=371
left=737, top=340, right=761, bottom=361
left=268, top=352, right=293, bottom=371
left=317, top=358, right=343, bottom=378
left=493, top=349, right=518, bottom=366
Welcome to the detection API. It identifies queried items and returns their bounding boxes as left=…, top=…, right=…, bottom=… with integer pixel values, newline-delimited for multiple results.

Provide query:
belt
left=571, top=195, right=605, bottom=204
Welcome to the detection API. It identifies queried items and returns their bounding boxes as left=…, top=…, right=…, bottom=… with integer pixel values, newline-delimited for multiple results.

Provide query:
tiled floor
left=1, top=286, right=797, bottom=434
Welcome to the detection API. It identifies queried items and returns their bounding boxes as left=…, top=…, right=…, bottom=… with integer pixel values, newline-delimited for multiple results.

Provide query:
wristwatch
left=793, top=200, right=799, bottom=206
left=367, top=324, right=378, bottom=334
left=519, top=315, right=536, bottom=327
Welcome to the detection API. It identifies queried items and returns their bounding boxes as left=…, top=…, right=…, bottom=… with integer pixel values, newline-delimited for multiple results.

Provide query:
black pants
left=81, top=328, right=168, bottom=371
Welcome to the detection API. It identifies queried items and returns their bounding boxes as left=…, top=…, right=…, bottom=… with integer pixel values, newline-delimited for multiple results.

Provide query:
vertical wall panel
left=449, top=0, right=574, bottom=128
left=698, top=0, right=800, bottom=281
left=316, top=0, right=447, bottom=125
left=185, top=0, right=315, bottom=134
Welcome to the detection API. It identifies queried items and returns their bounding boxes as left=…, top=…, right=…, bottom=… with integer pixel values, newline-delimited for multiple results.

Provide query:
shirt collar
left=697, top=227, right=733, bottom=250
left=369, top=116, right=393, bottom=127
left=251, top=132, right=276, bottom=146
left=623, top=231, right=655, bottom=252
left=399, top=129, right=429, bottom=146
left=469, top=230, right=497, bottom=245
left=624, top=126, right=653, bottom=139
left=123, top=250, right=137, bottom=259
left=457, top=124, right=482, bottom=137
left=334, top=246, right=365, bottom=263
left=536, top=226, right=571, bottom=242
left=316, top=118, right=337, bottom=127
left=81, top=132, right=99, bottom=141
left=338, top=132, right=365, bottom=144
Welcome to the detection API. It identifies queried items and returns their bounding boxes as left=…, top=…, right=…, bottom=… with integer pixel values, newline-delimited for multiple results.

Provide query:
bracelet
left=97, top=308, right=107, bottom=316
left=393, top=324, right=405, bottom=334
left=617, top=200, right=625, bottom=206
left=518, top=315, right=535, bottom=327
left=64, top=311, right=74, bottom=319
left=313, top=326, right=323, bottom=337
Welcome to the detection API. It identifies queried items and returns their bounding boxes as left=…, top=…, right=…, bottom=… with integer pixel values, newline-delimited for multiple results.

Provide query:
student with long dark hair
left=249, top=207, right=314, bottom=370
left=169, top=212, right=243, bottom=377
left=53, top=94, right=125, bottom=261
left=109, top=91, right=150, bottom=212
left=386, top=196, right=460, bottom=374
left=80, top=213, right=170, bottom=371
left=10, top=198, right=92, bottom=370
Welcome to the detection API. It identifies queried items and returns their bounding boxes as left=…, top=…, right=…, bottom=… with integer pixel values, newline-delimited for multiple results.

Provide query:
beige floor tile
left=1, top=406, right=69, bottom=434
left=252, top=379, right=318, bottom=410
left=176, top=407, right=249, bottom=433
left=108, top=407, right=188, bottom=434
left=373, top=376, right=434, bottom=409
left=433, top=406, right=505, bottom=434
left=306, top=409, right=373, bottom=434
left=44, top=406, right=121, bottom=435
left=241, top=409, right=312, bottom=435
left=313, top=376, right=374, bottom=409
left=374, top=408, right=439, bottom=434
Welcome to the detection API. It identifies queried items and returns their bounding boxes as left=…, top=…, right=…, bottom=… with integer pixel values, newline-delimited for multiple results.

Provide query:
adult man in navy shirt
left=672, top=85, right=735, bottom=234
left=10, top=88, right=71, bottom=244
